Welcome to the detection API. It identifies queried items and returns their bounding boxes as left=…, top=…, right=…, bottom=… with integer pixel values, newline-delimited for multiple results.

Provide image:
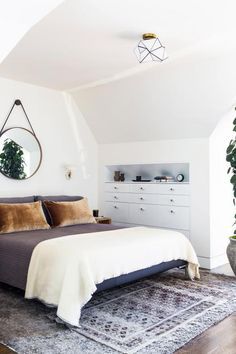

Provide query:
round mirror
left=0, top=127, right=42, bottom=180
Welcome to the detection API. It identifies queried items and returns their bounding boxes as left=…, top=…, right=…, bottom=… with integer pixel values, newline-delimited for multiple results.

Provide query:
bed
left=0, top=222, right=187, bottom=291
left=0, top=197, right=199, bottom=326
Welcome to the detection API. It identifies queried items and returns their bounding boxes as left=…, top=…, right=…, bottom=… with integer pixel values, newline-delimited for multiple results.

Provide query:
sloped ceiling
left=72, top=48, right=236, bottom=143
left=0, top=0, right=236, bottom=142
left=0, top=0, right=235, bottom=90
left=0, top=0, right=64, bottom=64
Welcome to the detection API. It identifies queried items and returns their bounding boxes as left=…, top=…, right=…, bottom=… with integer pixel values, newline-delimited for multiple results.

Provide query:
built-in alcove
left=104, top=163, right=190, bottom=183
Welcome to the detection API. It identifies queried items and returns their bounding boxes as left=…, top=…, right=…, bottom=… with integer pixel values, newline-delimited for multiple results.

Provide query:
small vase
left=114, top=171, right=121, bottom=182
left=120, top=173, right=125, bottom=182
left=226, top=237, right=236, bottom=275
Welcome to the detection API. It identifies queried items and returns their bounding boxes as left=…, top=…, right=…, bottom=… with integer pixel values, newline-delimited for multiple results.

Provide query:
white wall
left=0, top=77, right=98, bottom=208
left=99, top=138, right=211, bottom=268
left=209, top=109, right=235, bottom=267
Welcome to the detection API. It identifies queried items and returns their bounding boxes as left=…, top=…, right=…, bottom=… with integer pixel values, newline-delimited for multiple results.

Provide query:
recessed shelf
left=104, top=163, right=190, bottom=183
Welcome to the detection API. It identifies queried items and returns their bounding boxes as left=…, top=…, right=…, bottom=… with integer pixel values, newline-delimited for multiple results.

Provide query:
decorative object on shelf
left=95, top=216, right=112, bottom=224
left=64, top=164, right=77, bottom=180
left=132, top=179, right=151, bottom=182
left=226, top=111, right=236, bottom=274
left=176, top=174, right=185, bottom=182
left=134, top=33, right=167, bottom=63
left=113, top=171, right=125, bottom=182
left=120, top=173, right=125, bottom=182
left=132, top=175, right=152, bottom=182
left=0, top=99, right=42, bottom=180
left=93, top=209, right=99, bottom=217
left=154, top=176, right=174, bottom=182
left=114, top=171, right=121, bottom=181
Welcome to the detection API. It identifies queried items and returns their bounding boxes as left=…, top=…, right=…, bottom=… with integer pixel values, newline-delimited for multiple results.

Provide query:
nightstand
left=95, top=216, right=112, bottom=224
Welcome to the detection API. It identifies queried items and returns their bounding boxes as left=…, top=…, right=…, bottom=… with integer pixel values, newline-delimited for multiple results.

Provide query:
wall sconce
left=64, top=164, right=77, bottom=180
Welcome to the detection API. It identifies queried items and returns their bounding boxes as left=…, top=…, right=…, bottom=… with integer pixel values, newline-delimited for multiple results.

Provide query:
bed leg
left=177, top=264, right=192, bottom=280
left=184, top=266, right=192, bottom=280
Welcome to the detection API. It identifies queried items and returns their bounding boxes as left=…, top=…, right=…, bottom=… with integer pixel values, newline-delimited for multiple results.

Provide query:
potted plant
left=226, top=112, right=236, bottom=275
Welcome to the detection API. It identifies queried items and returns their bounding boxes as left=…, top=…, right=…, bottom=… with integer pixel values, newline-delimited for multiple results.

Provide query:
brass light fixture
left=134, top=33, right=167, bottom=63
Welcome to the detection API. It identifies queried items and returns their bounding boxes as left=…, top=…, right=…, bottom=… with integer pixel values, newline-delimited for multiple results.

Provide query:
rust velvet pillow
left=44, top=198, right=96, bottom=227
left=0, top=201, right=50, bottom=234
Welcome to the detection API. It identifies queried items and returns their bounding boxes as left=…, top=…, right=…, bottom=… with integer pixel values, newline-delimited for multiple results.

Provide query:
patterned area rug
left=0, top=270, right=236, bottom=354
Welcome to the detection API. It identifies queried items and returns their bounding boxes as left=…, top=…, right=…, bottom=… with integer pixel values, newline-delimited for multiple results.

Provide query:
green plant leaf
left=230, top=175, right=236, bottom=184
left=226, top=145, right=234, bottom=154
left=226, top=154, right=233, bottom=162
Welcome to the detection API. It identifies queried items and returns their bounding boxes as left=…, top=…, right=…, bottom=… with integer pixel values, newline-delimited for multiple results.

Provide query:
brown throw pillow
left=0, top=201, right=50, bottom=234
left=44, top=198, right=96, bottom=227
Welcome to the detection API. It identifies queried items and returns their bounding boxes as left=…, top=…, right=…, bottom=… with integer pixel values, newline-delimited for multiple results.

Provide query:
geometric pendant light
left=134, top=33, right=167, bottom=63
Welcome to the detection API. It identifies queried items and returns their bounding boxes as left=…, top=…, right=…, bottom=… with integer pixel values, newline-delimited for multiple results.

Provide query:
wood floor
left=0, top=264, right=235, bottom=354
left=176, top=263, right=236, bottom=354
left=175, top=313, right=236, bottom=354
left=0, top=344, right=15, bottom=354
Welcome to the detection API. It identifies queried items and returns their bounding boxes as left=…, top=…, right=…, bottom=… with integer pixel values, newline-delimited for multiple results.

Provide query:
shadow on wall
left=63, top=92, right=92, bottom=180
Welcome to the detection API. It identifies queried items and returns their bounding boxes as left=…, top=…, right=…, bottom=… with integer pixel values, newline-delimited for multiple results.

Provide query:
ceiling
left=0, top=0, right=236, bottom=143
left=0, top=0, right=236, bottom=90
left=0, top=0, right=64, bottom=64
left=73, top=48, right=236, bottom=143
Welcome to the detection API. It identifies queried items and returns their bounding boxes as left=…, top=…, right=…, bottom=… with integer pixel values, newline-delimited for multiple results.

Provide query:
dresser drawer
left=131, top=194, right=189, bottom=206
left=130, top=193, right=156, bottom=204
left=131, top=184, right=157, bottom=194
left=105, top=192, right=131, bottom=203
left=104, top=202, right=129, bottom=222
left=156, top=184, right=190, bottom=195
left=130, top=204, right=158, bottom=226
left=157, top=205, right=190, bottom=230
left=130, top=183, right=189, bottom=195
left=105, top=183, right=130, bottom=193
left=155, top=194, right=189, bottom=206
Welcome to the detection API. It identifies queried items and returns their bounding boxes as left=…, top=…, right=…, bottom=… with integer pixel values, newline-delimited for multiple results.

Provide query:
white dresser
left=104, top=182, right=190, bottom=238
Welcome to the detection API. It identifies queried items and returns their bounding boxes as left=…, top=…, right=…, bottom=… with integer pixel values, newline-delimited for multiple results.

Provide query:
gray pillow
left=35, top=195, right=83, bottom=202
left=0, top=196, right=34, bottom=204
left=35, top=195, right=83, bottom=225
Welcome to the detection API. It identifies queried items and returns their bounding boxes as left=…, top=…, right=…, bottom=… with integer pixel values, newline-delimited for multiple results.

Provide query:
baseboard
left=210, top=254, right=228, bottom=269
left=198, top=254, right=228, bottom=270
left=198, top=256, right=211, bottom=269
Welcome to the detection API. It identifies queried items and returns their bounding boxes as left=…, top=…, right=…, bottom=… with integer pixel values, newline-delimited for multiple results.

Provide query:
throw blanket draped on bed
left=25, top=226, right=199, bottom=326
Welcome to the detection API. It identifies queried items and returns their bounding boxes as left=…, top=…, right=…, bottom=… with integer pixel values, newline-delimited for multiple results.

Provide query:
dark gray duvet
left=0, top=223, right=124, bottom=290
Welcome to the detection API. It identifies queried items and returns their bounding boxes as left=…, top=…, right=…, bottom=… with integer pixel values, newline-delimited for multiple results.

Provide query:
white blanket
left=25, top=227, right=199, bottom=326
